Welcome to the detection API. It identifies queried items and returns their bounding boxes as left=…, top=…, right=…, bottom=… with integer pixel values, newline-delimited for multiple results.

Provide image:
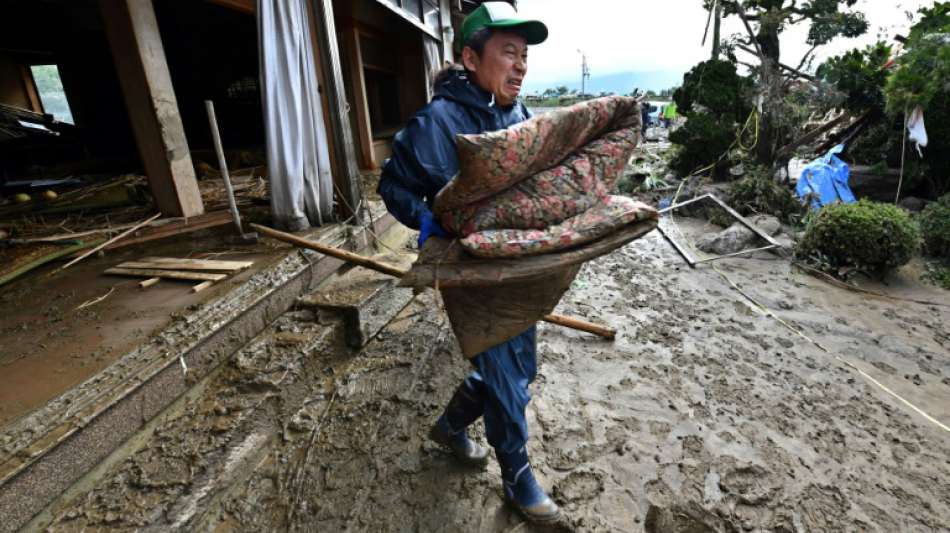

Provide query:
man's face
left=462, top=31, right=528, bottom=107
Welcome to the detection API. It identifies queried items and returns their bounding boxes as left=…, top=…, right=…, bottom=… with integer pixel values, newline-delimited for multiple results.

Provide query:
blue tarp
left=796, top=144, right=856, bottom=211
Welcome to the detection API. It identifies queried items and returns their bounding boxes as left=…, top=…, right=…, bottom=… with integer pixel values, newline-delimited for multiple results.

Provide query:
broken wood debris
left=116, top=257, right=253, bottom=272
left=58, top=213, right=162, bottom=271
left=139, top=277, right=161, bottom=289
left=108, top=256, right=254, bottom=292
left=105, top=267, right=227, bottom=282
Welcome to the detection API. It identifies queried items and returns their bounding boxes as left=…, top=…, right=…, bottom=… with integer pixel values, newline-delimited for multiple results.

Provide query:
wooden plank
left=344, top=26, right=377, bottom=169
left=139, top=277, right=161, bottom=288
left=19, top=65, right=43, bottom=113
left=105, top=267, right=227, bottom=282
left=99, top=0, right=204, bottom=218
left=118, top=260, right=244, bottom=272
left=117, top=257, right=253, bottom=272
left=312, top=0, right=363, bottom=222
left=205, top=0, right=254, bottom=14
left=102, top=210, right=232, bottom=250
left=191, top=280, right=215, bottom=293
left=59, top=213, right=162, bottom=271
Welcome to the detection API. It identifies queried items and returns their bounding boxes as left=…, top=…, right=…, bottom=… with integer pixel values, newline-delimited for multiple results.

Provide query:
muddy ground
left=41, top=209, right=950, bottom=532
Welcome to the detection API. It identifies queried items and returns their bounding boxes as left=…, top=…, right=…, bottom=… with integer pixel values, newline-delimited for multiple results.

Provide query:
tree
left=556, top=85, right=569, bottom=96
left=707, top=0, right=868, bottom=167
left=885, top=2, right=950, bottom=196
left=670, top=59, right=753, bottom=178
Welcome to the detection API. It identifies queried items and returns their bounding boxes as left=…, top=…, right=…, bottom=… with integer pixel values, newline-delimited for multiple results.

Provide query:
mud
left=38, top=220, right=950, bottom=532
left=38, top=207, right=950, bottom=531
left=0, top=234, right=284, bottom=428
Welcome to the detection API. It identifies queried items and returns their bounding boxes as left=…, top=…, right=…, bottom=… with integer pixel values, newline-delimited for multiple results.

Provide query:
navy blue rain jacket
left=377, top=69, right=533, bottom=230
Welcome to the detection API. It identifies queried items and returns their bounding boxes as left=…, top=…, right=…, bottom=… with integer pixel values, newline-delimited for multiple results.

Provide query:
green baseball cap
left=460, top=2, right=548, bottom=49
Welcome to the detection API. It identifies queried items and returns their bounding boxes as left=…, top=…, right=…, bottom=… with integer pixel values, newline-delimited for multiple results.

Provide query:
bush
left=669, top=59, right=753, bottom=179
left=796, top=200, right=921, bottom=275
left=669, top=112, right=736, bottom=177
left=707, top=170, right=806, bottom=226
left=919, top=194, right=950, bottom=258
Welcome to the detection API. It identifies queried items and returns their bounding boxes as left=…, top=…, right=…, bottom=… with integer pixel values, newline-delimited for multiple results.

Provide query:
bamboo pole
left=250, top=223, right=617, bottom=340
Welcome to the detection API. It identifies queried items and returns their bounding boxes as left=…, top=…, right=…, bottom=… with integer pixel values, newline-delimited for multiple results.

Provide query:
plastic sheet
left=796, top=144, right=856, bottom=211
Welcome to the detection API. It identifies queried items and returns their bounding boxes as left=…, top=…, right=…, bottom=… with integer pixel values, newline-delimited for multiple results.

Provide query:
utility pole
left=577, top=49, right=590, bottom=97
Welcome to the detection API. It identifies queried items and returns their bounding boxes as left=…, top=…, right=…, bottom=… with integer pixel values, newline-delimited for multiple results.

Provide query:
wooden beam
left=99, top=0, right=205, bottom=218
left=343, top=27, right=377, bottom=169
left=205, top=0, right=254, bottom=14
left=117, top=257, right=253, bottom=271
left=19, top=65, right=43, bottom=113
left=105, top=267, right=228, bottom=282
left=311, top=0, right=364, bottom=223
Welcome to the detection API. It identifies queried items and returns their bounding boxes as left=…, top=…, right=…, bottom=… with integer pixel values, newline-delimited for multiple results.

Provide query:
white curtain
left=423, top=35, right=441, bottom=102
left=258, top=0, right=334, bottom=231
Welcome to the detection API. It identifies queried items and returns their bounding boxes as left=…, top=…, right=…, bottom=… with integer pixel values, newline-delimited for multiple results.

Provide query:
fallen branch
left=775, top=111, right=857, bottom=160
left=792, top=262, right=950, bottom=308
left=58, top=213, right=161, bottom=271
left=74, top=287, right=116, bottom=311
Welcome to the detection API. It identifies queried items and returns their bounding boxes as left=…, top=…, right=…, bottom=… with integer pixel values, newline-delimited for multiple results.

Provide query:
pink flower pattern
left=433, top=96, right=642, bottom=214
left=460, top=196, right=658, bottom=258
left=431, top=96, right=658, bottom=258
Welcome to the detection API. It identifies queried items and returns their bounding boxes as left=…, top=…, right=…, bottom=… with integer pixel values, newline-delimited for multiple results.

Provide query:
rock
left=697, top=215, right=782, bottom=255
left=749, top=214, right=782, bottom=236
left=729, top=164, right=746, bottom=177
left=898, top=196, right=927, bottom=212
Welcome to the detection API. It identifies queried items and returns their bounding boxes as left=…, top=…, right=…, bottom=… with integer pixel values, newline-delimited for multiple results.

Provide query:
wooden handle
left=252, top=223, right=616, bottom=341
left=249, top=223, right=408, bottom=279
left=542, top=313, right=616, bottom=340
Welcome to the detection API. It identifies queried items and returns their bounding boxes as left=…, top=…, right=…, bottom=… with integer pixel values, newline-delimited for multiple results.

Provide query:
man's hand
left=418, top=211, right=449, bottom=248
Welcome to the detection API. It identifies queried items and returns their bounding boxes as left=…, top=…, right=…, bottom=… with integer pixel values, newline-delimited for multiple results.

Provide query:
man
left=377, top=2, right=559, bottom=524
left=641, top=101, right=656, bottom=135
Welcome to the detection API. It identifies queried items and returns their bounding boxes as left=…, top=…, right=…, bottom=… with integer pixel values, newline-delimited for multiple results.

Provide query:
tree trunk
left=712, top=3, right=722, bottom=59
left=755, top=18, right=783, bottom=167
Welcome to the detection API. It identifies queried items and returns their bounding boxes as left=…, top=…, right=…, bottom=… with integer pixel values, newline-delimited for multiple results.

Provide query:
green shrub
left=796, top=200, right=921, bottom=275
left=919, top=194, right=950, bottom=258
left=669, top=112, right=736, bottom=177
left=923, top=262, right=950, bottom=289
left=707, top=170, right=806, bottom=226
left=669, top=59, right=753, bottom=179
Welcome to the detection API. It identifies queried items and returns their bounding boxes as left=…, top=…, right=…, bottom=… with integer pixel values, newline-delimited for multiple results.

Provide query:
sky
left=516, top=0, right=934, bottom=94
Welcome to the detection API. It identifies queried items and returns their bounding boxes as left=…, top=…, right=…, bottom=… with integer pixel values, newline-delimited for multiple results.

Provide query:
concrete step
left=297, top=252, right=416, bottom=349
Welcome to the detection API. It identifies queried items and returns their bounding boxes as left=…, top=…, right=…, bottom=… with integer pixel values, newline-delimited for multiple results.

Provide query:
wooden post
left=343, top=26, right=377, bottom=170
left=99, top=0, right=204, bottom=218
left=311, top=0, right=364, bottom=223
left=19, top=65, right=43, bottom=113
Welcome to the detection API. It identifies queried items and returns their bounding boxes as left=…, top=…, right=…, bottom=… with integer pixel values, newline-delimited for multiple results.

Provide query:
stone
left=898, top=196, right=927, bottom=212
left=697, top=215, right=782, bottom=256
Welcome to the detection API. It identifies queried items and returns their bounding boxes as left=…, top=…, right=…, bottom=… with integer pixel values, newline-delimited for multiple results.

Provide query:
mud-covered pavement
left=43, top=223, right=950, bottom=532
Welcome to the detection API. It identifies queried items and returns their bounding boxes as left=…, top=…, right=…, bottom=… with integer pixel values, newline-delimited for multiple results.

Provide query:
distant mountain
left=523, top=70, right=683, bottom=96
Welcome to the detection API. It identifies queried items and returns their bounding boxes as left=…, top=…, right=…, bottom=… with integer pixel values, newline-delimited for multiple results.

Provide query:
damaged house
left=0, top=0, right=478, bottom=530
